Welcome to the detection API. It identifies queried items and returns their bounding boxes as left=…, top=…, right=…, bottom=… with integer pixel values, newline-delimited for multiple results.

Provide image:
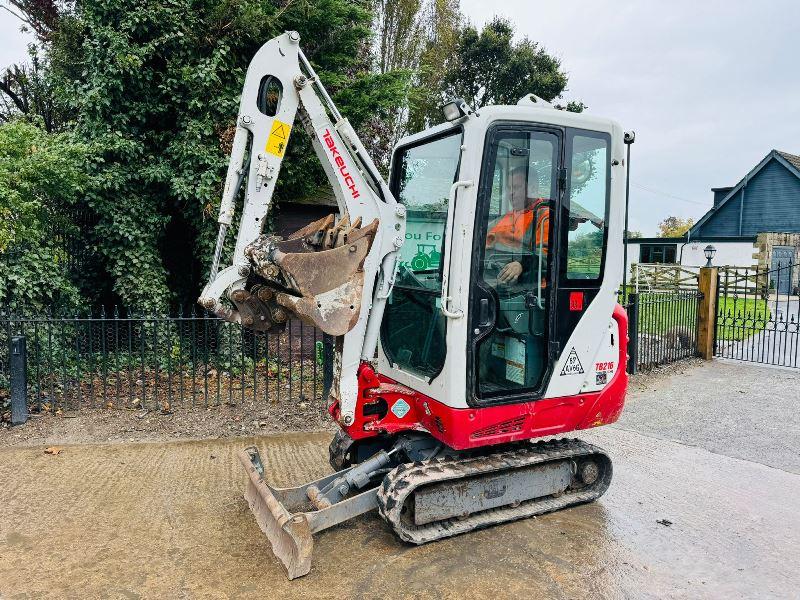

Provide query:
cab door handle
left=479, top=298, right=491, bottom=327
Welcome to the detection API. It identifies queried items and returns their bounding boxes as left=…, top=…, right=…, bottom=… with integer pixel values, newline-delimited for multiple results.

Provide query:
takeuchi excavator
left=199, top=31, right=630, bottom=579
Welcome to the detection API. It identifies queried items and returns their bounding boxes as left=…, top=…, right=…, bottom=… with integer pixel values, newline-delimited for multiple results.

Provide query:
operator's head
left=510, top=165, right=539, bottom=210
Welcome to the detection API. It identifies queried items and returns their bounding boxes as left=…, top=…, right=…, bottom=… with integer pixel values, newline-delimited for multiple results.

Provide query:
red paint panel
left=569, top=291, right=584, bottom=311
left=336, top=305, right=629, bottom=451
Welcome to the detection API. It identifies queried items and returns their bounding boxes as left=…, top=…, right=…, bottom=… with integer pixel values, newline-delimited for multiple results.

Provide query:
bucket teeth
left=229, top=288, right=284, bottom=333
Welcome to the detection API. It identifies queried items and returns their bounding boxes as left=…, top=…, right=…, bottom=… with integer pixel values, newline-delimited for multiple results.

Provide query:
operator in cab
left=485, top=165, right=550, bottom=286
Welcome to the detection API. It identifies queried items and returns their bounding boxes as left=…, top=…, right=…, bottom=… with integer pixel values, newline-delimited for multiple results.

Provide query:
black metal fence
left=625, top=291, right=702, bottom=373
left=1, top=307, right=332, bottom=413
left=1, top=289, right=709, bottom=414
left=715, top=262, right=799, bottom=368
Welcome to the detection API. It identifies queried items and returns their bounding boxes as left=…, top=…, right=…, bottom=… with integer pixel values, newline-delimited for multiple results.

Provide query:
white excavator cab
left=380, top=102, right=625, bottom=415
left=202, top=32, right=629, bottom=579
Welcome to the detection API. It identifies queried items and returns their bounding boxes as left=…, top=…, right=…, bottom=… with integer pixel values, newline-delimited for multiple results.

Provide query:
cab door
left=467, top=125, right=563, bottom=405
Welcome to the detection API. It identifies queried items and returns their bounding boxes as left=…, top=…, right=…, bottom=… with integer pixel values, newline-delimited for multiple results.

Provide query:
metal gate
left=715, top=262, right=799, bottom=368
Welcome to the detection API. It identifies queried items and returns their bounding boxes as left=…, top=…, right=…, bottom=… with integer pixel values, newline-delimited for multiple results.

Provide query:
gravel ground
left=0, top=395, right=334, bottom=447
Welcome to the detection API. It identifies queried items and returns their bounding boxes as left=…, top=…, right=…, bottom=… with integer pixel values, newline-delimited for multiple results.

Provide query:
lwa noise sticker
left=560, top=348, right=585, bottom=376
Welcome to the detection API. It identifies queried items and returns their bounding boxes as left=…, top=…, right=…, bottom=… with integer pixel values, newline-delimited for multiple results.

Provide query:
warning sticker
left=560, top=348, right=584, bottom=376
left=391, top=398, right=411, bottom=419
left=265, top=119, right=292, bottom=157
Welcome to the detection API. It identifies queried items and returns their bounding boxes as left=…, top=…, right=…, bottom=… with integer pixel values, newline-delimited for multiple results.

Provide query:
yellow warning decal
left=265, top=119, right=292, bottom=157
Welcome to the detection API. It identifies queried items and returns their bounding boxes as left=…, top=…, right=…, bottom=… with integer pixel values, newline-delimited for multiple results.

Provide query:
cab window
left=381, top=130, right=462, bottom=379
left=565, top=133, right=610, bottom=280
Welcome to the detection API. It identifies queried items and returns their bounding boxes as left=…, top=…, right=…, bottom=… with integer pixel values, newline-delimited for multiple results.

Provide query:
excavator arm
left=199, top=31, right=406, bottom=424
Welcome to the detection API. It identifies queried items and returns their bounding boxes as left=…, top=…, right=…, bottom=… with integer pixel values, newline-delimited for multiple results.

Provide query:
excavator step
left=376, top=438, right=612, bottom=545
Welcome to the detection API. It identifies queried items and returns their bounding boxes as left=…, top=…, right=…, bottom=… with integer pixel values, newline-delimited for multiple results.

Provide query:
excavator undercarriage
left=239, top=434, right=611, bottom=579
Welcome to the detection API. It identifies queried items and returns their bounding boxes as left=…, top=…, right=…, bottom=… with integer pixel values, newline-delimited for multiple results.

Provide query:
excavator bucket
left=221, top=214, right=378, bottom=336
left=238, top=445, right=379, bottom=579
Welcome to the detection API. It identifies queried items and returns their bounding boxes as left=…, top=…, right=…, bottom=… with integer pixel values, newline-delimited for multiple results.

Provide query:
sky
left=459, top=0, right=800, bottom=235
left=1, top=9, right=33, bottom=70
left=3, top=2, right=800, bottom=235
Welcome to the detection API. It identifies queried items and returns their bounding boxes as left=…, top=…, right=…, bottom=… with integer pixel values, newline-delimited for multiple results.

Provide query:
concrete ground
left=621, top=359, right=800, bottom=474
left=1, top=360, right=799, bottom=599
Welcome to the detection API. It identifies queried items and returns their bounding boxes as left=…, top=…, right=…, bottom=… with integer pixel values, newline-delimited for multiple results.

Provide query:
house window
left=640, top=244, right=677, bottom=264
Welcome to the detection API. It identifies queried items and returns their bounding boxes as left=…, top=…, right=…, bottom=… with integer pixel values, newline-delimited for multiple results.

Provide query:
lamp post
left=704, top=244, right=716, bottom=267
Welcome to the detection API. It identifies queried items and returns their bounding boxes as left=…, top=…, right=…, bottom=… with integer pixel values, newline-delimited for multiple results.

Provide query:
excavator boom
left=199, top=31, right=405, bottom=424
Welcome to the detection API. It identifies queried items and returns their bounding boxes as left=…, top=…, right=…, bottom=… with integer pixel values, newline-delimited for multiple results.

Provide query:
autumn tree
left=657, top=217, right=694, bottom=238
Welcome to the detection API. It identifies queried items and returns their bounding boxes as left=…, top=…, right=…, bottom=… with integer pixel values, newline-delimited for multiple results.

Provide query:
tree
left=409, top=17, right=579, bottom=130
left=626, top=231, right=643, bottom=239
left=372, top=0, right=461, bottom=151
left=0, top=119, right=88, bottom=308
left=1, top=0, right=64, bottom=42
left=657, top=217, right=694, bottom=238
left=0, top=48, right=68, bottom=132
left=10, top=0, right=409, bottom=311
left=405, top=0, right=462, bottom=134
left=373, top=0, right=426, bottom=74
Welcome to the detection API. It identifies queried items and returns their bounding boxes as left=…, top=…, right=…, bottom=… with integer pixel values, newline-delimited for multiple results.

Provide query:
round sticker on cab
left=391, top=398, right=411, bottom=418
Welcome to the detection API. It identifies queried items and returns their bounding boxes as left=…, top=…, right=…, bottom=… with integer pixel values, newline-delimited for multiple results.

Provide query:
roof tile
left=777, top=150, right=800, bottom=172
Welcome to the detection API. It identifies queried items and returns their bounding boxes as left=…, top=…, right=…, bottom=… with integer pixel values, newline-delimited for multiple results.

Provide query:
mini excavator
left=200, top=31, right=630, bottom=579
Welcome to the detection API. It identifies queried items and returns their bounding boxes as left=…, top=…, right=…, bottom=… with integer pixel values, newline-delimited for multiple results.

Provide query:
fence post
left=322, top=333, right=334, bottom=398
left=627, top=293, right=639, bottom=374
left=10, top=335, right=28, bottom=425
left=696, top=267, right=719, bottom=359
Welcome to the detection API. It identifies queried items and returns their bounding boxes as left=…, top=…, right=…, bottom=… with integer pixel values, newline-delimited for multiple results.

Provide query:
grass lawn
left=634, top=293, right=701, bottom=335
left=716, top=297, right=772, bottom=341
left=619, top=289, right=771, bottom=341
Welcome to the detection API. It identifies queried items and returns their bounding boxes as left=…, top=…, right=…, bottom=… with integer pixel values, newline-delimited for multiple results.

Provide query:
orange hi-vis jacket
left=486, top=198, right=550, bottom=252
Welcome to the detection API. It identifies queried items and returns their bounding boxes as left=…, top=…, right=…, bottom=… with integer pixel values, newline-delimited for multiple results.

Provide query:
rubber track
left=376, top=438, right=612, bottom=544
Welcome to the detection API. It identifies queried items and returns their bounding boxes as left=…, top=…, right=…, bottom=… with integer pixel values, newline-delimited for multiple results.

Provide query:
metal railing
left=625, top=291, right=702, bottom=373
left=715, top=262, right=799, bottom=368
left=1, top=307, right=333, bottom=413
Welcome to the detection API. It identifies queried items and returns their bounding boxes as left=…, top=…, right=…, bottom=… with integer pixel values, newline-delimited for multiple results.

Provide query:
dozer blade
left=237, top=446, right=379, bottom=580
left=239, top=448, right=314, bottom=579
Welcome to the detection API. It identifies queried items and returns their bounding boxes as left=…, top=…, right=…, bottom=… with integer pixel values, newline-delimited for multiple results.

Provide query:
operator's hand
left=498, top=261, right=523, bottom=284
